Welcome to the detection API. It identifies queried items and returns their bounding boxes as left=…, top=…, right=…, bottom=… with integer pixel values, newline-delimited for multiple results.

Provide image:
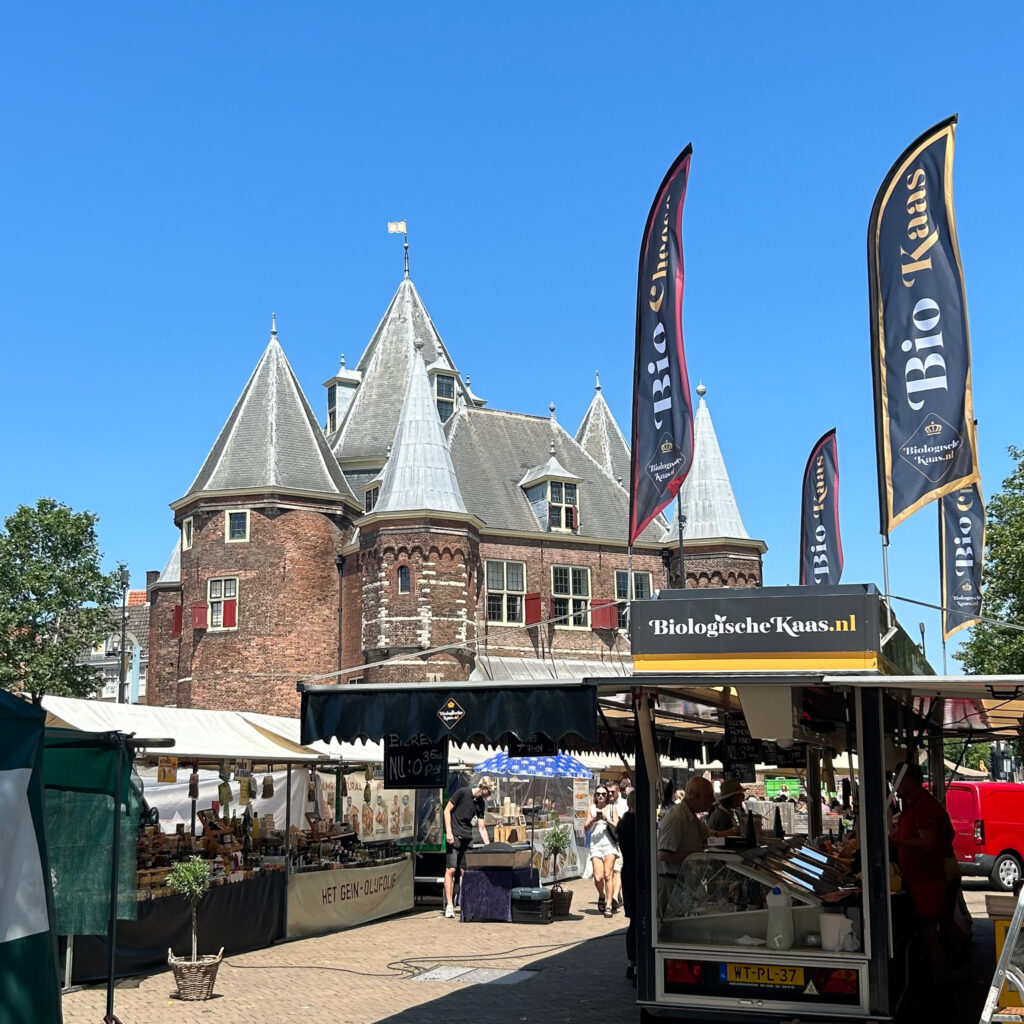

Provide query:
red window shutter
left=591, top=600, right=619, bottom=631
left=171, top=605, right=183, bottom=638
left=191, top=602, right=208, bottom=630
left=524, top=592, right=542, bottom=625
left=223, top=599, right=237, bottom=629
left=565, top=505, right=577, bottom=531
left=573, top=505, right=580, bottom=531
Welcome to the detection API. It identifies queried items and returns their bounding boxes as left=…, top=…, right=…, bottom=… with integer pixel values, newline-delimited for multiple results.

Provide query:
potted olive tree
left=543, top=823, right=574, bottom=916
left=167, top=857, right=223, bottom=1000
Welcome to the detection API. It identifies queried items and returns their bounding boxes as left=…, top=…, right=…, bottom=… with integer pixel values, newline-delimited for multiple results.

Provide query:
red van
left=945, top=781, right=1024, bottom=890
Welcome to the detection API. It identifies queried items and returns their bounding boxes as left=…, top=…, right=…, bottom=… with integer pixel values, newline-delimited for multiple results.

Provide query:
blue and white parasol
left=473, top=751, right=593, bottom=779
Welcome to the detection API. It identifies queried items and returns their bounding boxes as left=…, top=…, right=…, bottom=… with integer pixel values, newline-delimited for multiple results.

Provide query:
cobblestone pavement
left=62, top=878, right=639, bottom=1024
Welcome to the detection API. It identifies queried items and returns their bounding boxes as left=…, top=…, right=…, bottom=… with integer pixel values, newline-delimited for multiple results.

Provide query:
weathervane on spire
left=387, top=220, right=409, bottom=278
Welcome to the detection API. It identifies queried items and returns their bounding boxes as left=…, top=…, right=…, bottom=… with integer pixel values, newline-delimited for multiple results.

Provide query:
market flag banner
left=868, top=115, right=979, bottom=535
left=799, top=429, right=844, bottom=586
left=629, top=144, right=695, bottom=542
left=0, top=692, right=63, bottom=1024
left=940, top=482, right=985, bottom=640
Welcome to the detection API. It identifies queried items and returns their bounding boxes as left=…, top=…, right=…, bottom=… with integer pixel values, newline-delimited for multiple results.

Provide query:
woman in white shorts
left=585, top=785, right=620, bottom=918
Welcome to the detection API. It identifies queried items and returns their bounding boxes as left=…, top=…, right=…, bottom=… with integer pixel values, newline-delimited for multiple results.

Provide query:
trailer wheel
left=991, top=852, right=1022, bottom=891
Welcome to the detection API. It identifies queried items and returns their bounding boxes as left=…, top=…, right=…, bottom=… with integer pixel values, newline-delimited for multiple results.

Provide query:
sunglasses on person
left=595, top=790, right=609, bottom=798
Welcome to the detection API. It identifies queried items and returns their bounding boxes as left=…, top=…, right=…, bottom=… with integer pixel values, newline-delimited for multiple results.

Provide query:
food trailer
left=298, top=582, right=1022, bottom=1023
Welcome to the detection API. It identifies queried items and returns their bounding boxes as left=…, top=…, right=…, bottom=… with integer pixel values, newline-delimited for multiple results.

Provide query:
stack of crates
left=511, top=886, right=553, bottom=924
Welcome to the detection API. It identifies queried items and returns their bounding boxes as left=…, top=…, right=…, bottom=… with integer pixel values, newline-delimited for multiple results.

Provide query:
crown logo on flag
left=924, top=420, right=943, bottom=437
left=661, top=439, right=674, bottom=453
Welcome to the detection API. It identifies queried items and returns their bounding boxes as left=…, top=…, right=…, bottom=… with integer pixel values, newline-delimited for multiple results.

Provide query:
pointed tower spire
left=371, top=306, right=469, bottom=517
left=576, top=374, right=631, bottom=485
left=669, top=383, right=749, bottom=540
left=175, top=325, right=357, bottom=509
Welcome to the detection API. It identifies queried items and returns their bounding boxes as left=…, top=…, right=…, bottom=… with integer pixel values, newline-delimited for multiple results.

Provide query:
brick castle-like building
left=146, top=271, right=766, bottom=714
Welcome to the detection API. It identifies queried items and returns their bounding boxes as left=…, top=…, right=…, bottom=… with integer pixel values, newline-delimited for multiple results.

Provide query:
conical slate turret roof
left=177, top=319, right=357, bottom=507
left=666, top=384, right=748, bottom=541
left=575, top=373, right=630, bottom=486
left=371, top=312, right=469, bottom=517
left=331, top=277, right=471, bottom=463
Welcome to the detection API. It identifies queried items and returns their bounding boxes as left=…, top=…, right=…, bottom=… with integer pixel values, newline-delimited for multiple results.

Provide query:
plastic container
left=766, top=886, right=794, bottom=950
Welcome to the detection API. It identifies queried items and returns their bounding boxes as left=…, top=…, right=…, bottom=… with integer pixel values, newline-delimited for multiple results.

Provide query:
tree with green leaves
left=0, top=498, right=122, bottom=698
left=957, top=446, right=1024, bottom=675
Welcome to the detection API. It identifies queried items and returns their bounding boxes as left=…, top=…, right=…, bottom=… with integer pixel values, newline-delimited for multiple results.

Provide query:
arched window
left=397, top=565, right=411, bottom=594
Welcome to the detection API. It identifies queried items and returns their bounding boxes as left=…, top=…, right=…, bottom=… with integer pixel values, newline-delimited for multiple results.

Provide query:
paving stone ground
left=62, top=877, right=639, bottom=1024
left=60, top=878, right=1001, bottom=1024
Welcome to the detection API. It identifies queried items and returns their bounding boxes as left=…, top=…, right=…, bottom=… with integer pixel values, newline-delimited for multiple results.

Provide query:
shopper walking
left=443, top=776, right=493, bottom=919
left=607, top=782, right=628, bottom=912
left=584, top=784, right=620, bottom=918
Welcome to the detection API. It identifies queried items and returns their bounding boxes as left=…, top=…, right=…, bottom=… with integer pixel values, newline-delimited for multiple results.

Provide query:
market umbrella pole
left=103, top=737, right=125, bottom=1024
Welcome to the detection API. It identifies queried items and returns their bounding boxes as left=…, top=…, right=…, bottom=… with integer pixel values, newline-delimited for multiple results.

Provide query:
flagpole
left=676, top=494, right=686, bottom=588
left=881, top=536, right=893, bottom=630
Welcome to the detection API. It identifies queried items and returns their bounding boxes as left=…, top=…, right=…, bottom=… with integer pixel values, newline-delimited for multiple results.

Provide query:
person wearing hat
left=707, top=778, right=748, bottom=833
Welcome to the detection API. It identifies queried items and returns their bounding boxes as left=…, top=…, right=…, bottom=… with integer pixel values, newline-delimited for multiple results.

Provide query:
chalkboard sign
left=723, top=713, right=761, bottom=763
left=384, top=735, right=447, bottom=790
left=765, top=741, right=808, bottom=769
left=724, top=762, right=756, bottom=784
left=509, top=733, right=556, bottom=758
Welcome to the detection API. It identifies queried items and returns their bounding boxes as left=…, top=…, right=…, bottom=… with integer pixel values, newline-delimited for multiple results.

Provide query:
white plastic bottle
left=766, top=886, right=794, bottom=951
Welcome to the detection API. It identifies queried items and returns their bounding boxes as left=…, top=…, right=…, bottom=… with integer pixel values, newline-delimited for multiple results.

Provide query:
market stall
left=298, top=581, right=1020, bottom=1023
left=41, top=696, right=416, bottom=979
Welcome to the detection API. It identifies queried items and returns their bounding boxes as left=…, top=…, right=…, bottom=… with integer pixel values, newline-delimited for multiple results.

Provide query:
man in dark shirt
left=443, top=776, right=493, bottom=919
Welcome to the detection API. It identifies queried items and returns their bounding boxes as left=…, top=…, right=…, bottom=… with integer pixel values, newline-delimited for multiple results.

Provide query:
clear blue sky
left=2, top=4, right=1022, bottom=663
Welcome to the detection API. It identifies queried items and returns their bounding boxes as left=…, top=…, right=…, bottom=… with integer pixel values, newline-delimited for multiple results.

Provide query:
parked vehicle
left=945, top=781, right=1024, bottom=891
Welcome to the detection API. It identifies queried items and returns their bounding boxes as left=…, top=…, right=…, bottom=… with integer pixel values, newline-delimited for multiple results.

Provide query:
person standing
left=706, top=778, right=746, bottom=833
left=657, top=777, right=714, bottom=913
left=584, top=784, right=620, bottom=918
left=443, top=776, right=493, bottom=919
left=617, top=790, right=639, bottom=984
left=890, top=762, right=956, bottom=982
left=607, top=781, right=628, bottom=912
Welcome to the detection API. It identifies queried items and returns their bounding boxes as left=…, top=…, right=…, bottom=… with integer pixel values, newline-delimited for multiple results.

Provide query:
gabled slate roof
left=666, top=384, right=749, bottom=541
left=446, top=406, right=665, bottom=544
left=330, top=278, right=471, bottom=463
left=178, top=321, right=356, bottom=507
left=575, top=374, right=631, bottom=487
left=518, top=451, right=580, bottom=489
left=371, top=327, right=469, bottom=516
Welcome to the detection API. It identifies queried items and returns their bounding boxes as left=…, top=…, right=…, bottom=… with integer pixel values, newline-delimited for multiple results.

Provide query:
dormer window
left=548, top=480, right=579, bottom=532
left=364, top=486, right=379, bottom=513
left=327, top=384, right=338, bottom=433
left=434, top=373, right=455, bottom=423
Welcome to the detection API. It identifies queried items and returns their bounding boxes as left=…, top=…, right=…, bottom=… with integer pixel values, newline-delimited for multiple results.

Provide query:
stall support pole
left=633, top=701, right=655, bottom=1004
left=334, top=765, right=342, bottom=823
left=104, top=737, right=126, bottom=1024
left=284, top=762, right=292, bottom=939
left=806, top=746, right=822, bottom=840
left=857, top=687, right=891, bottom=1017
left=928, top=717, right=946, bottom=807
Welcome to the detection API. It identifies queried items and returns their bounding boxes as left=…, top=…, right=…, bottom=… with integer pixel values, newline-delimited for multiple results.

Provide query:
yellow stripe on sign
left=632, top=651, right=880, bottom=673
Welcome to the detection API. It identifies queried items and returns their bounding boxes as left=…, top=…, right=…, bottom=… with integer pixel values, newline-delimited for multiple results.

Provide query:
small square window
left=365, top=486, right=379, bottom=513
left=207, top=576, right=239, bottom=631
left=550, top=481, right=564, bottom=504
left=485, top=559, right=526, bottom=623
left=226, top=510, right=249, bottom=543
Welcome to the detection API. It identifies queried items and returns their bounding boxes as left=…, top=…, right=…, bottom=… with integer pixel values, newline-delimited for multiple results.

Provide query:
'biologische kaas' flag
left=629, top=145, right=695, bottom=543
left=939, top=482, right=985, bottom=640
left=868, top=116, right=979, bottom=535
left=799, top=429, right=843, bottom=585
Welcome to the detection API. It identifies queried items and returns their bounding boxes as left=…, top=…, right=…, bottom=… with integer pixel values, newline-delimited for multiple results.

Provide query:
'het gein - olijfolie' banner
left=868, top=115, right=979, bottom=535
left=629, top=144, right=695, bottom=543
left=939, top=481, right=985, bottom=640
left=799, top=429, right=843, bottom=585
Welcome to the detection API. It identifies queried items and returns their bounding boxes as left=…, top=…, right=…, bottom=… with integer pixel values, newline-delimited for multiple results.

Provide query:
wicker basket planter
left=550, top=884, right=574, bottom=917
left=168, top=947, right=224, bottom=1000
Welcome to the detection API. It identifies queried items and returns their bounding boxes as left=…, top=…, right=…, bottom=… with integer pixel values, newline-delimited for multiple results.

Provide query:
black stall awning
left=299, top=680, right=599, bottom=747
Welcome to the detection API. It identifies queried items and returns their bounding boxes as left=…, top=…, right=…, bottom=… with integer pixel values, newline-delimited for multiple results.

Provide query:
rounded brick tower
left=162, top=317, right=360, bottom=713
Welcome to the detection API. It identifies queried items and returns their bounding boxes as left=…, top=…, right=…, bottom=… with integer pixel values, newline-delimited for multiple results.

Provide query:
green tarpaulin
left=0, top=692, right=62, bottom=1024
left=43, top=729, right=140, bottom=936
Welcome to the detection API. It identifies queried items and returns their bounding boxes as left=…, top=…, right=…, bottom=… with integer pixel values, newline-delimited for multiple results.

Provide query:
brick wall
left=147, top=583, right=182, bottom=707
left=356, top=517, right=479, bottom=684
left=472, top=537, right=668, bottom=665
left=667, top=543, right=763, bottom=589
left=168, top=504, right=346, bottom=715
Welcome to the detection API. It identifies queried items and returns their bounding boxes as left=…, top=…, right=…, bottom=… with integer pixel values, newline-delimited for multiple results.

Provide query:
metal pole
left=117, top=568, right=129, bottom=704
left=104, top=738, right=125, bottom=1024
left=676, top=494, right=686, bottom=588
left=880, top=537, right=893, bottom=629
